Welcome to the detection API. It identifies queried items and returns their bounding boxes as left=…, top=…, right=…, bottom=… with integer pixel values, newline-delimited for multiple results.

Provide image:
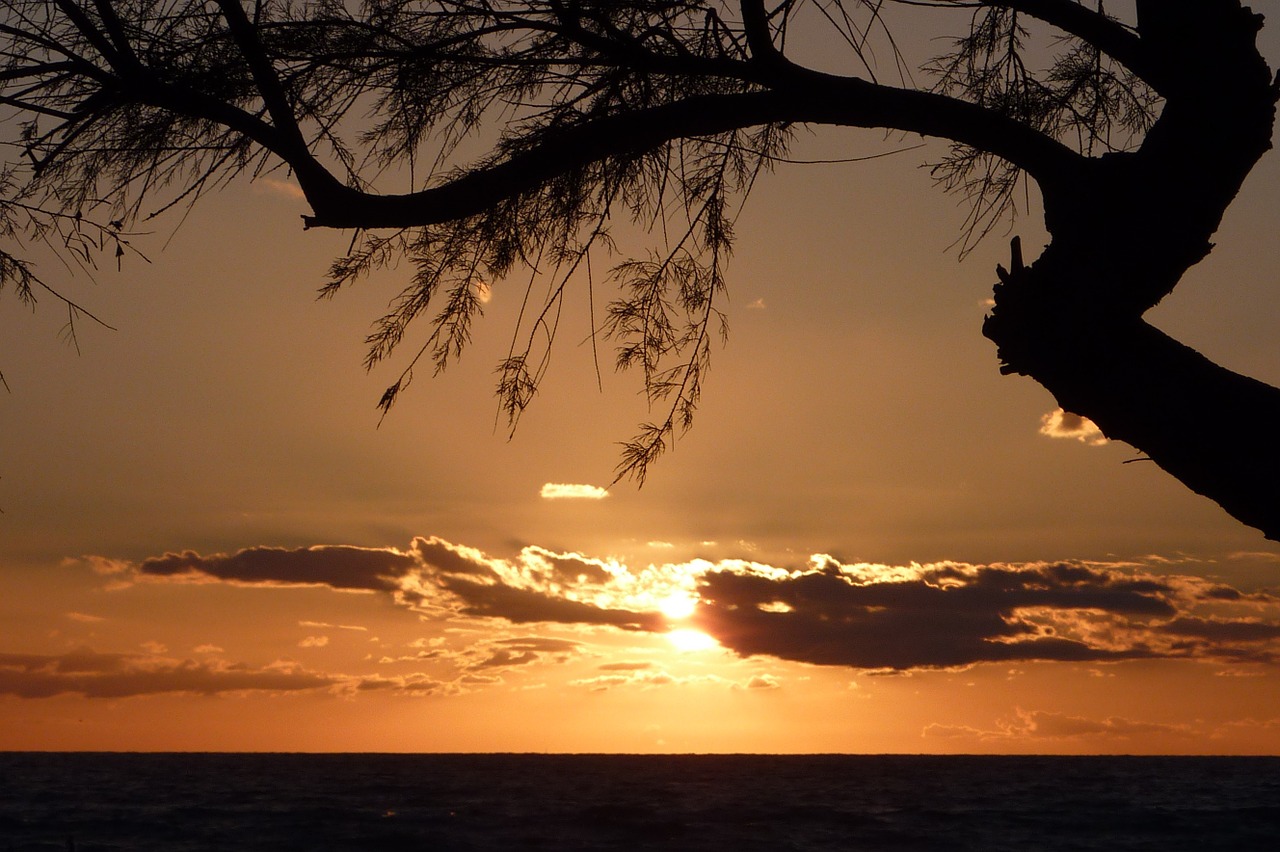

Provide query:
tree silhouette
left=1, top=1, right=1277, bottom=538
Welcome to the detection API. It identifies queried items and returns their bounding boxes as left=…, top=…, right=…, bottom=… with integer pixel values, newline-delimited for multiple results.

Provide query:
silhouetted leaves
left=928, top=3, right=1159, bottom=253
left=0, top=1, right=1166, bottom=483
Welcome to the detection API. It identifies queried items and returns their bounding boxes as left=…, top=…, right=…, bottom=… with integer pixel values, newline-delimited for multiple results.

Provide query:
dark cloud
left=410, top=537, right=494, bottom=577
left=127, top=537, right=665, bottom=631
left=691, top=560, right=1241, bottom=670
left=347, top=673, right=444, bottom=696
left=1159, top=616, right=1280, bottom=643
left=107, top=538, right=1280, bottom=674
left=437, top=573, right=662, bottom=631
left=139, top=545, right=416, bottom=591
left=0, top=649, right=337, bottom=699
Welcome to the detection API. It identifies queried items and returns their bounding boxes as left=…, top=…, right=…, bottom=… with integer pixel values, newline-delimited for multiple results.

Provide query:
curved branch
left=214, top=0, right=306, bottom=153
left=301, top=74, right=1081, bottom=230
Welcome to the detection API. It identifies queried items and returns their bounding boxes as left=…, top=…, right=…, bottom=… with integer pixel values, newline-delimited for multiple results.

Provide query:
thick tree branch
left=740, top=0, right=783, bottom=68
left=51, top=0, right=124, bottom=72
left=301, top=73, right=1080, bottom=230
left=985, top=255, right=1280, bottom=540
left=210, top=0, right=350, bottom=202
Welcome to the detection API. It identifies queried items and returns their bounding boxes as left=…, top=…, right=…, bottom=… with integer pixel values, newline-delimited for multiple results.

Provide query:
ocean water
left=2, top=753, right=1279, bottom=851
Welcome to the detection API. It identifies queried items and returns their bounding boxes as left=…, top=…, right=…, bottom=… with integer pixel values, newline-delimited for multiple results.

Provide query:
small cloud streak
left=924, top=708, right=1193, bottom=742
left=1040, top=408, right=1108, bottom=445
left=0, top=648, right=338, bottom=699
left=253, top=176, right=306, bottom=199
left=540, top=483, right=609, bottom=500
left=466, top=637, right=582, bottom=671
left=569, top=669, right=731, bottom=692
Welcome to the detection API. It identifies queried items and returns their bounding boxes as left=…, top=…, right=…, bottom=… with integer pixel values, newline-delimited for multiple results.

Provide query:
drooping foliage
left=7, top=2, right=1271, bottom=521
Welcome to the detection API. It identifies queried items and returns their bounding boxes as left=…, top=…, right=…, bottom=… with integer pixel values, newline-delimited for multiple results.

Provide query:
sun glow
left=658, top=592, right=697, bottom=620
left=667, top=628, right=719, bottom=652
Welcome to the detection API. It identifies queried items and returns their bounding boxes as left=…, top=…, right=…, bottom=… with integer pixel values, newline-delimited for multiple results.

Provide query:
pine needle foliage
left=1, top=1, right=1161, bottom=479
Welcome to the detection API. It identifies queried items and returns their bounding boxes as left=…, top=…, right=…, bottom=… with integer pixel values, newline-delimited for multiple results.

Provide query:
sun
left=667, top=628, right=719, bottom=652
left=658, top=592, right=697, bottom=620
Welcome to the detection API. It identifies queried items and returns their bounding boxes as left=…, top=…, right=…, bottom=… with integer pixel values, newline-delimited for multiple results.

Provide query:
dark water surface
left=2, top=753, right=1279, bottom=850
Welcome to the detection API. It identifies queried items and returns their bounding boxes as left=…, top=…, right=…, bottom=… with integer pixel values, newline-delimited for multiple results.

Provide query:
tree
left=1, top=1, right=1277, bottom=538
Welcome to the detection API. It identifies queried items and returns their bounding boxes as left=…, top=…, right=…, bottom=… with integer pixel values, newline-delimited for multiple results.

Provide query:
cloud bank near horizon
left=0, top=648, right=340, bottom=699
left=79, top=539, right=1280, bottom=673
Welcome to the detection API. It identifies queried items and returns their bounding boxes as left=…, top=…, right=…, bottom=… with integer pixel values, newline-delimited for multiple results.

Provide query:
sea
left=2, top=753, right=1279, bottom=851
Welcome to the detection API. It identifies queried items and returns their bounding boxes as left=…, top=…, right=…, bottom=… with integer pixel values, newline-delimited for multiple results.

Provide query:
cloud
left=569, top=667, right=773, bottom=692
left=96, top=540, right=1280, bottom=673
left=597, top=661, right=656, bottom=672
left=1159, top=616, right=1280, bottom=643
left=65, top=612, right=105, bottom=623
left=0, top=648, right=338, bottom=699
left=110, top=538, right=671, bottom=632
left=252, top=176, right=306, bottom=199
left=569, top=669, right=730, bottom=692
left=406, top=538, right=667, bottom=630
left=0, top=647, right=463, bottom=701
left=137, top=545, right=417, bottom=591
left=343, top=673, right=444, bottom=696
left=540, top=483, right=609, bottom=500
left=690, top=556, right=1280, bottom=670
left=298, top=636, right=329, bottom=648
left=467, top=637, right=583, bottom=671
left=1013, top=709, right=1190, bottom=739
left=1039, top=408, right=1108, bottom=445
left=428, top=572, right=662, bottom=629
left=924, top=708, right=1193, bottom=742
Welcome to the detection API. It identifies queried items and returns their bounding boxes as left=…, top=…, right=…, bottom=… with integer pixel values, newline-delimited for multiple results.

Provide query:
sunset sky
left=3, top=4, right=1280, bottom=755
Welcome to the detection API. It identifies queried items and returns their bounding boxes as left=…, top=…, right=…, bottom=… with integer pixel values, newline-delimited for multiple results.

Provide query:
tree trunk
left=985, top=1, right=1280, bottom=539
left=984, top=250, right=1280, bottom=540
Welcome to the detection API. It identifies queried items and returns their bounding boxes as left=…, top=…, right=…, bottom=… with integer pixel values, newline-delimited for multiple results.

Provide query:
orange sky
left=3, top=3, right=1280, bottom=754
